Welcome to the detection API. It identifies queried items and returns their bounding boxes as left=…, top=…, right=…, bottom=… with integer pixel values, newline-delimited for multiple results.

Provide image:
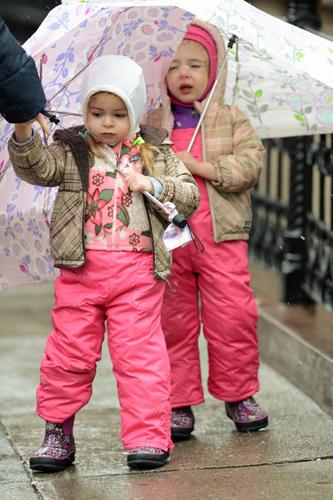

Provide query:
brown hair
left=85, top=135, right=158, bottom=175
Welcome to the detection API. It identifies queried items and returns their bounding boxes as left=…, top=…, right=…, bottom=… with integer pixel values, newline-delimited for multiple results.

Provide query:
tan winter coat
left=146, top=20, right=265, bottom=242
left=8, top=125, right=199, bottom=279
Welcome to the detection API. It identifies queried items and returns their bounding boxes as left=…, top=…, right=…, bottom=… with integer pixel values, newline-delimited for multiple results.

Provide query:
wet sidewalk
left=1, top=283, right=333, bottom=499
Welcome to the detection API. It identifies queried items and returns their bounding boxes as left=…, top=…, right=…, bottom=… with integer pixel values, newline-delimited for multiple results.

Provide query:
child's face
left=166, top=40, right=209, bottom=104
left=86, top=92, right=131, bottom=146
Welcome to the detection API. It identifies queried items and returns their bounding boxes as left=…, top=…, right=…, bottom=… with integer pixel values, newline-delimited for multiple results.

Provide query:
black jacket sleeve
left=0, top=17, right=46, bottom=123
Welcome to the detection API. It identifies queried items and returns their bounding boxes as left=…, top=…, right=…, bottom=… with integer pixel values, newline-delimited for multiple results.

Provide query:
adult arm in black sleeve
left=0, top=16, right=46, bottom=123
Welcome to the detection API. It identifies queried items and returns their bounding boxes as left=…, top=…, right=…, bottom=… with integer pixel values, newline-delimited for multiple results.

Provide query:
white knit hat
left=80, top=55, right=147, bottom=135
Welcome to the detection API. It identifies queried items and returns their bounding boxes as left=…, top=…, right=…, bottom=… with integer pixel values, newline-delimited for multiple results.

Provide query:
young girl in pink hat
left=147, top=21, right=268, bottom=440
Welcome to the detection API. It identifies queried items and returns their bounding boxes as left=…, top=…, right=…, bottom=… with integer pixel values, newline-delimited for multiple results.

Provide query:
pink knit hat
left=184, top=24, right=218, bottom=100
left=169, top=24, right=218, bottom=105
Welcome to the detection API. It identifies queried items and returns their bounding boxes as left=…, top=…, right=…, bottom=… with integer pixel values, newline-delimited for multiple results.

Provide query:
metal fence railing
left=250, top=133, right=333, bottom=311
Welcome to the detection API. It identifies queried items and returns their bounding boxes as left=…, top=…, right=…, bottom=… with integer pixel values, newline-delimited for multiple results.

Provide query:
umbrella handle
left=142, top=190, right=187, bottom=228
left=187, top=35, right=238, bottom=154
left=40, top=109, right=60, bottom=125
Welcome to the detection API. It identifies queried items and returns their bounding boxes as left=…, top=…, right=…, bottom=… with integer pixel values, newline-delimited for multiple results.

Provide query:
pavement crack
left=169, top=455, right=333, bottom=473
left=0, top=419, right=43, bottom=499
left=68, top=455, right=333, bottom=480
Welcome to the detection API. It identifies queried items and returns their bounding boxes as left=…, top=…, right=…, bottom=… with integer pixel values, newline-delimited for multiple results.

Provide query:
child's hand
left=175, top=151, right=198, bottom=173
left=36, top=113, right=51, bottom=137
left=124, top=170, right=154, bottom=193
left=176, top=150, right=217, bottom=180
left=14, top=113, right=51, bottom=143
left=14, top=122, right=34, bottom=143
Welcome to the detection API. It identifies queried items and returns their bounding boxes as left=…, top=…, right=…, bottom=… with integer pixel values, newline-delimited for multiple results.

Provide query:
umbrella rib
left=47, top=110, right=82, bottom=117
left=47, top=61, right=93, bottom=104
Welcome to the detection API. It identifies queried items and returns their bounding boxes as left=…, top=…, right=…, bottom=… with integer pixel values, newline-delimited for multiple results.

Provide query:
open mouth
left=179, top=84, right=192, bottom=94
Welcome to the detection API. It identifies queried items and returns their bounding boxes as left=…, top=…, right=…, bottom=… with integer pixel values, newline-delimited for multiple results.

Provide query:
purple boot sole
left=30, top=453, right=75, bottom=472
left=127, top=448, right=170, bottom=469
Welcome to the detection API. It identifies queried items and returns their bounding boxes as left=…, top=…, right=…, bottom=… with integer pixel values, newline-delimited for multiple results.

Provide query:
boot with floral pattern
left=30, top=422, right=75, bottom=472
left=225, top=397, right=268, bottom=432
left=171, top=406, right=195, bottom=441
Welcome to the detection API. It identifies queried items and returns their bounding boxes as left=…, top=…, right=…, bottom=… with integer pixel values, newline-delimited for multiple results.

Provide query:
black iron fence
left=250, top=133, right=333, bottom=311
left=249, top=0, right=333, bottom=312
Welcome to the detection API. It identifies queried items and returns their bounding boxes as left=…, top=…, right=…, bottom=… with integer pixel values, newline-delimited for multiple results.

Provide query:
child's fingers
left=125, top=172, right=141, bottom=191
left=124, top=171, right=152, bottom=192
left=36, top=113, right=51, bottom=136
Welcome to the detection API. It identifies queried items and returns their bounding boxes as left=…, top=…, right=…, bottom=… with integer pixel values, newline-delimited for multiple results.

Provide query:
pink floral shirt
left=84, top=137, right=152, bottom=252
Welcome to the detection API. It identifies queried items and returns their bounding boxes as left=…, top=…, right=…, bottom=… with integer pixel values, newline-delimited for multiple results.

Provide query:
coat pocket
left=50, top=191, right=84, bottom=261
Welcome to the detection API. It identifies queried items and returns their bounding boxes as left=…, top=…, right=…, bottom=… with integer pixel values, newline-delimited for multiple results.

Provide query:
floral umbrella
left=1, top=0, right=333, bottom=288
left=0, top=3, right=194, bottom=288
left=68, top=0, right=333, bottom=138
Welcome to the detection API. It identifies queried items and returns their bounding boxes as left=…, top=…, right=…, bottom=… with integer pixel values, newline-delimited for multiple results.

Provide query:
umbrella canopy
left=0, top=3, right=193, bottom=288
left=1, top=0, right=333, bottom=288
left=70, top=0, right=333, bottom=138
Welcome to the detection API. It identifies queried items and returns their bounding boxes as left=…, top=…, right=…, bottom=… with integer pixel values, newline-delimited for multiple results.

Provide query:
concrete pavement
left=1, top=282, right=333, bottom=499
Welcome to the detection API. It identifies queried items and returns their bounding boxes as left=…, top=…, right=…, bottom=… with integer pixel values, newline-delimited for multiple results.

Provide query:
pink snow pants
left=37, top=250, right=173, bottom=452
left=161, top=191, right=260, bottom=407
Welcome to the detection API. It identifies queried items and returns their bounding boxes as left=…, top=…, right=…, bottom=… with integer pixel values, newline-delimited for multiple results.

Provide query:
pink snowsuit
left=38, top=250, right=172, bottom=451
left=37, top=139, right=175, bottom=452
left=161, top=125, right=259, bottom=406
